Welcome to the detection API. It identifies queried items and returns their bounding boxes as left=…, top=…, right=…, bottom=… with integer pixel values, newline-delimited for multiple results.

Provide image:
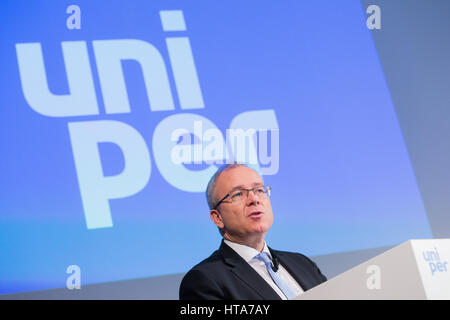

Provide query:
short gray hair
left=206, top=163, right=258, bottom=210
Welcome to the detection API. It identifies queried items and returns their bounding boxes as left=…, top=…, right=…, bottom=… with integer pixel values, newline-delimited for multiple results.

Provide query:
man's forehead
left=217, top=166, right=264, bottom=189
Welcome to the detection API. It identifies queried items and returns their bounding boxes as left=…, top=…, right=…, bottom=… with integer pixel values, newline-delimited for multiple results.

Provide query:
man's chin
left=250, top=223, right=271, bottom=234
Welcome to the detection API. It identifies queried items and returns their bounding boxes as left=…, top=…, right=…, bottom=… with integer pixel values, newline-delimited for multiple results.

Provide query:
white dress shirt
left=224, top=239, right=304, bottom=299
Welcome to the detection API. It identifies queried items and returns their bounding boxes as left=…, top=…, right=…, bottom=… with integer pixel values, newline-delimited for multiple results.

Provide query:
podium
left=296, top=239, right=450, bottom=300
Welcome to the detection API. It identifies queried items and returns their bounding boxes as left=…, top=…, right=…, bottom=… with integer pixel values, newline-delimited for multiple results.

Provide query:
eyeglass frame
left=213, top=185, right=271, bottom=210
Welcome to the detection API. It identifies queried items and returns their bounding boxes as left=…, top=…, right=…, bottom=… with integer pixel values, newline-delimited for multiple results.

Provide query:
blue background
left=0, top=0, right=432, bottom=294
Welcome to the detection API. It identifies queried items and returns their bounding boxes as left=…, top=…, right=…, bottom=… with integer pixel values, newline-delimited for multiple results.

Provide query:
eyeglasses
left=213, top=185, right=271, bottom=209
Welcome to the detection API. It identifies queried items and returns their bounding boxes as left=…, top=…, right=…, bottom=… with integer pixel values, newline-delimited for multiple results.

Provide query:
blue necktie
left=255, top=252, right=297, bottom=300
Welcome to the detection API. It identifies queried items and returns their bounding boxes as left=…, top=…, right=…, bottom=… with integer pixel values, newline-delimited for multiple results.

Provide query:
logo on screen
left=15, top=10, right=279, bottom=229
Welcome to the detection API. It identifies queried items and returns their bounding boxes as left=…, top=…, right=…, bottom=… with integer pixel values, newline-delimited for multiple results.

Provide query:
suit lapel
left=219, top=241, right=281, bottom=300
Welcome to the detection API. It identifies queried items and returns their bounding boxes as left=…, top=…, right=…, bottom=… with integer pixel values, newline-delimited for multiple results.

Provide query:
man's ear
left=210, top=209, right=224, bottom=229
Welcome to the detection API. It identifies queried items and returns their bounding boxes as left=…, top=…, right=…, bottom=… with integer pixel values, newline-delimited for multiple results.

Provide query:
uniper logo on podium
left=413, top=240, right=450, bottom=299
left=420, top=247, right=448, bottom=276
left=296, top=239, right=450, bottom=300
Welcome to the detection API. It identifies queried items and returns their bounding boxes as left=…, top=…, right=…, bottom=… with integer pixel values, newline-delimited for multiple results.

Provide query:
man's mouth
left=249, top=210, right=264, bottom=217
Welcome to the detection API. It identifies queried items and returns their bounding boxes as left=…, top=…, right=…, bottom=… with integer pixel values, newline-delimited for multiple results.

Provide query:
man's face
left=211, top=166, right=274, bottom=241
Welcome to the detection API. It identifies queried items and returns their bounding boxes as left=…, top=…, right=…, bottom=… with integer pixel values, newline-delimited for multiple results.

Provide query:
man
left=179, top=164, right=327, bottom=300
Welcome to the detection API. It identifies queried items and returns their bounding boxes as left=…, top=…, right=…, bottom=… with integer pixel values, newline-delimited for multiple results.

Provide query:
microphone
left=272, top=256, right=279, bottom=272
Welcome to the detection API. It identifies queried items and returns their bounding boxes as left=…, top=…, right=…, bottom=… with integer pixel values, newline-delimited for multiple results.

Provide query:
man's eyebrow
left=229, top=182, right=264, bottom=192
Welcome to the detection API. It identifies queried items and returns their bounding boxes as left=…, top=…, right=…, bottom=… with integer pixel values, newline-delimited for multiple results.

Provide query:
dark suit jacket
left=179, top=240, right=327, bottom=300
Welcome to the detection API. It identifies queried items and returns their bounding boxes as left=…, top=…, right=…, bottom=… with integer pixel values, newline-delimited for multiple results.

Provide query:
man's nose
left=246, top=189, right=260, bottom=205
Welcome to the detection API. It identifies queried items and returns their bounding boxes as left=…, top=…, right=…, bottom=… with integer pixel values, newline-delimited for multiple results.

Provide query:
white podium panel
left=296, top=239, right=450, bottom=300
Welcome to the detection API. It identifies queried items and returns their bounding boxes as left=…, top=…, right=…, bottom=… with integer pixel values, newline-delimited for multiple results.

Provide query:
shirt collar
left=223, top=239, right=272, bottom=263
